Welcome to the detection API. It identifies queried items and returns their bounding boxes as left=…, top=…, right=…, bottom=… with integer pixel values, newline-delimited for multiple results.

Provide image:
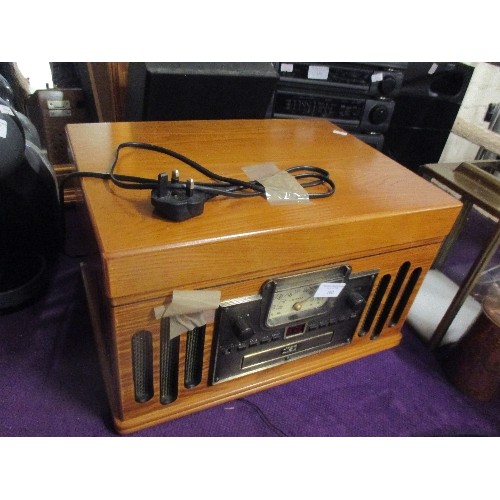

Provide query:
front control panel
left=210, top=267, right=378, bottom=384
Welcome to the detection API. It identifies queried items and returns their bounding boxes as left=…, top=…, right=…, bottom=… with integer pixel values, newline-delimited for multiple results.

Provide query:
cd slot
left=242, top=331, right=334, bottom=370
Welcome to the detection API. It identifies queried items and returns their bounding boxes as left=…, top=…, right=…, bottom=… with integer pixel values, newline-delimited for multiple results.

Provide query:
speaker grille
left=184, top=325, right=206, bottom=389
left=360, top=274, right=391, bottom=336
left=159, top=318, right=180, bottom=405
left=131, top=330, right=154, bottom=403
left=390, top=267, right=422, bottom=326
left=358, top=261, right=424, bottom=339
left=370, top=262, right=410, bottom=339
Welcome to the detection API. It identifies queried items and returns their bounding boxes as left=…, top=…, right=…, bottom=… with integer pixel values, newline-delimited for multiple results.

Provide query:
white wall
left=440, top=62, right=500, bottom=162
left=15, top=61, right=53, bottom=93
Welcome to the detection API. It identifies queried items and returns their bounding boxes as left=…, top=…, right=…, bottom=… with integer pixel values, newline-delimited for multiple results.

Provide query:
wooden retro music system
left=65, top=118, right=462, bottom=434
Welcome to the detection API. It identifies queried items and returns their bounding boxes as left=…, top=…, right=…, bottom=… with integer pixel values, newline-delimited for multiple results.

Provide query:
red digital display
left=285, top=323, right=306, bottom=337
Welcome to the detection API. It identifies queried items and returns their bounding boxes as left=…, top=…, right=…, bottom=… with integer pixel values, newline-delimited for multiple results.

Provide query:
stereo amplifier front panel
left=275, top=63, right=405, bottom=98
left=273, top=87, right=395, bottom=133
left=211, top=266, right=378, bottom=385
left=87, top=242, right=441, bottom=433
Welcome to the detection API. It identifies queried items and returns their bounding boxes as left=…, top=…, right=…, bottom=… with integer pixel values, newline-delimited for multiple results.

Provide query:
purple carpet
left=1, top=207, right=499, bottom=437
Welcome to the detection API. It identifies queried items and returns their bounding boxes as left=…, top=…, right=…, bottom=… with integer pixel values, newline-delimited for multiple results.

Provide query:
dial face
left=266, top=283, right=330, bottom=327
left=262, top=265, right=351, bottom=328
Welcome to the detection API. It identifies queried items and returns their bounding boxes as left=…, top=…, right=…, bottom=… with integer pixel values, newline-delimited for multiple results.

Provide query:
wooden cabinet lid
left=66, top=119, right=461, bottom=301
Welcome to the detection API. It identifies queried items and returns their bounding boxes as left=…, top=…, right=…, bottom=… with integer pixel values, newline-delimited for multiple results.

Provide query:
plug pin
left=172, top=169, right=180, bottom=184
left=186, top=178, right=195, bottom=197
left=158, top=173, right=169, bottom=197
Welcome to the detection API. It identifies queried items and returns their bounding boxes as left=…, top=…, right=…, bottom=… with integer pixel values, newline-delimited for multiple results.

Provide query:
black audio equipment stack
left=126, top=63, right=279, bottom=122
left=382, top=62, right=474, bottom=172
left=272, top=62, right=407, bottom=150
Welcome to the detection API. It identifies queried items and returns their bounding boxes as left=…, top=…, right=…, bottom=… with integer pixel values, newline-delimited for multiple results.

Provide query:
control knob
left=369, top=105, right=389, bottom=125
left=232, top=314, right=254, bottom=341
left=346, top=290, right=366, bottom=312
left=379, top=76, right=397, bottom=96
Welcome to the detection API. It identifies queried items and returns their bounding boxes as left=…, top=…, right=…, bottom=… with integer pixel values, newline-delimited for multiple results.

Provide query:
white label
left=314, top=282, right=346, bottom=298
left=0, top=119, right=7, bottom=138
left=308, top=65, right=329, bottom=80
left=371, top=72, right=384, bottom=83
left=49, top=109, right=72, bottom=117
left=0, top=104, right=14, bottom=116
left=47, top=99, right=71, bottom=110
left=428, top=63, right=439, bottom=75
left=280, top=63, right=294, bottom=73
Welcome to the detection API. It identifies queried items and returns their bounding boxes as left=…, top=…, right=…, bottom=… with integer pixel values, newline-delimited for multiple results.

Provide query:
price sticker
left=314, top=282, right=346, bottom=298
left=308, top=65, right=329, bottom=80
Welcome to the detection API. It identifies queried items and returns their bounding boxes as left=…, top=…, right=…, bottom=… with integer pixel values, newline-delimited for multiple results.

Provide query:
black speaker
left=125, top=62, right=279, bottom=121
left=0, top=103, right=62, bottom=310
left=383, top=62, right=474, bottom=171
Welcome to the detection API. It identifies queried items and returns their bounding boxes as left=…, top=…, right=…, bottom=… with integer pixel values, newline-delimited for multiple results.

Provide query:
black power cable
left=60, top=141, right=336, bottom=222
left=237, top=398, right=291, bottom=437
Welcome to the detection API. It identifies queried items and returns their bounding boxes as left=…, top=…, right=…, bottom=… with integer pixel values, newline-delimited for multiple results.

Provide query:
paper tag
left=314, top=282, right=346, bottom=298
left=0, top=104, right=14, bottom=116
left=154, top=290, right=221, bottom=338
left=371, top=72, right=384, bottom=83
left=242, top=163, right=309, bottom=204
left=280, top=63, right=294, bottom=73
left=170, top=313, right=210, bottom=336
left=0, top=119, right=7, bottom=139
left=242, top=162, right=280, bottom=180
left=308, top=65, right=329, bottom=80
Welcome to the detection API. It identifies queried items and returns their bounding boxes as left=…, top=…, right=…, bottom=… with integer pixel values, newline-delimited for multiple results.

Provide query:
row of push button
left=221, top=331, right=282, bottom=355
left=308, top=312, right=358, bottom=331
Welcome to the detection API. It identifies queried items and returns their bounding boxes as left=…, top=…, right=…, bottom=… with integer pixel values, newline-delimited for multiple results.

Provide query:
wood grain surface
left=69, top=119, right=462, bottom=433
